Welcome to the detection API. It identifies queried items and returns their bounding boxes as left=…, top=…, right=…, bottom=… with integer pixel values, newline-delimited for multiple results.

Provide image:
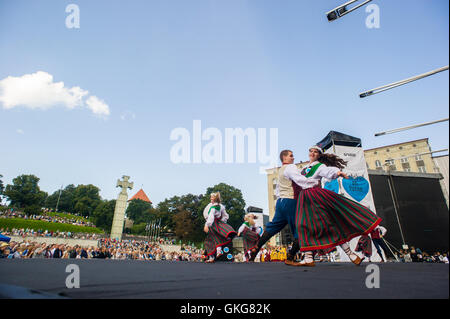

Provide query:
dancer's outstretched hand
left=204, top=225, right=209, bottom=233
left=337, top=171, right=349, bottom=179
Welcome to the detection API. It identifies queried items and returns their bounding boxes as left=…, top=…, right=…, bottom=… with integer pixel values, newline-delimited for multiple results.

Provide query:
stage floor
left=0, top=260, right=448, bottom=299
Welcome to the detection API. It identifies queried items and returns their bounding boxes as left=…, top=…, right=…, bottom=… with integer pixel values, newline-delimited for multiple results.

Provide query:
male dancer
left=370, top=225, right=389, bottom=262
left=249, top=150, right=318, bottom=265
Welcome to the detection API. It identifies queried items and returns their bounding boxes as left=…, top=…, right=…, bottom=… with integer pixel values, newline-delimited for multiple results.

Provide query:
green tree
left=125, top=199, right=153, bottom=224
left=173, top=210, right=196, bottom=242
left=157, top=194, right=204, bottom=242
left=0, top=174, right=4, bottom=196
left=4, top=174, right=47, bottom=212
left=130, top=222, right=147, bottom=235
left=45, top=184, right=76, bottom=213
left=92, top=199, right=116, bottom=232
left=72, top=184, right=102, bottom=217
left=200, top=183, right=246, bottom=230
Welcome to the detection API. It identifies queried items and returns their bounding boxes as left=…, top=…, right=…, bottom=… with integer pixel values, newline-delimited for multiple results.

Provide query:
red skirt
left=241, top=227, right=260, bottom=252
left=296, top=187, right=381, bottom=252
left=204, top=219, right=237, bottom=256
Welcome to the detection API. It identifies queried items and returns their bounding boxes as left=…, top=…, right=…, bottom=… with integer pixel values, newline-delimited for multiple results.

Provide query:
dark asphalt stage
left=0, top=260, right=448, bottom=299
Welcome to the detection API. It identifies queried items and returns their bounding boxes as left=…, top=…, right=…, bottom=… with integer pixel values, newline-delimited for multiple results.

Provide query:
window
left=418, top=166, right=426, bottom=173
left=375, top=160, right=382, bottom=168
left=399, top=146, right=403, bottom=150
left=386, top=159, right=395, bottom=165
left=403, top=168, right=411, bottom=172
left=386, top=149, right=390, bottom=152
left=400, top=157, right=408, bottom=163
left=415, top=154, right=422, bottom=161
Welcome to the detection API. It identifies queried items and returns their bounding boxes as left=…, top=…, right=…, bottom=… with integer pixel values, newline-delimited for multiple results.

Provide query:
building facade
left=364, top=138, right=436, bottom=174
left=266, top=138, right=447, bottom=246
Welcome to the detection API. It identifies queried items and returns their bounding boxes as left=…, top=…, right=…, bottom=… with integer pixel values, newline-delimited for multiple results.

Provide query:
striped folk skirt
left=241, top=227, right=260, bottom=253
left=204, top=219, right=237, bottom=256
left=296, top=187, right=381, bottom=252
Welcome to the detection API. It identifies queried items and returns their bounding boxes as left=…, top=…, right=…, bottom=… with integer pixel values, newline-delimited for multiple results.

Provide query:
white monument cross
left=110, top=175, right=134, bottom=240
left=117, top=175, right=133, bottom=195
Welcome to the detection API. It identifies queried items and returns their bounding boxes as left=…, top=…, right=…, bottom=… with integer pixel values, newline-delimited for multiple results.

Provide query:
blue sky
left=0, top=0, right=448, bottom=214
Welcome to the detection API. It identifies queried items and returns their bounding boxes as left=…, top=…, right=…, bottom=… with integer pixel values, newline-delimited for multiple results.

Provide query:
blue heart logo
left=342, top=176, right=370, bottom=202
left=324, top=179, right=339, bottom=194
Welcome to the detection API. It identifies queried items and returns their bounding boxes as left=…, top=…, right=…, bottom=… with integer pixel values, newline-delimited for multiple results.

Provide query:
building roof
left=128, top=189, right=152, bottom=203
left=364, top=138, right=429, bottom=152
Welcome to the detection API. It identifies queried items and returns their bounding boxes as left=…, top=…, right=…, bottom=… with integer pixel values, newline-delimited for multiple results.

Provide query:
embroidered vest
left=278, top=165, right=294, bottom=199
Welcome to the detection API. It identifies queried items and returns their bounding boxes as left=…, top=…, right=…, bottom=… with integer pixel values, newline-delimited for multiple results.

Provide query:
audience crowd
left=0, top=238, right=205, bottom=262
left=1, top=227, right=101, bottom=240
left=0, top=209, right=96, bottom=227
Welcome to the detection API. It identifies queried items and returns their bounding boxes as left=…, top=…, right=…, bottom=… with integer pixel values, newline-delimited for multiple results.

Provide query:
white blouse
left=203, top=202, right=229, bottom=227
left=300, top=161, right=340, bottom=189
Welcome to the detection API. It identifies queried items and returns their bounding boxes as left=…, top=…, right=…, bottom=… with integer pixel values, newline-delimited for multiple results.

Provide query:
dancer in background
left=203, top=192, right=237, bottom=263
left=295, top=146, right=382, bottom=267
left=355, top=234, right=373, bottom=262
left=370, top=225, right=389, bottom=262
left=237, top=214, right=261, bottom=262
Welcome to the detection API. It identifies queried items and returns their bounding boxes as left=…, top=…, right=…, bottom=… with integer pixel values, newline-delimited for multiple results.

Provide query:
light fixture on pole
left=383, top=162, right=407, bottom=249
left=360, top=66, right=449, bottom=98
left=326, top=0, right=373, bottom=22
left=375, top=118, right=449, bottom=137
left=55, top=185, right=63, bottom=212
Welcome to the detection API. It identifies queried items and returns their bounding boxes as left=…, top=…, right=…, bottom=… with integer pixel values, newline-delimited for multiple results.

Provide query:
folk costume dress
left=238, top=222, right=260, bottom=257
left=203, top=203, right=237, bottom=257
left=355, top=234, right=373, bottom=258
left=295, top=161, right=382, bottom=253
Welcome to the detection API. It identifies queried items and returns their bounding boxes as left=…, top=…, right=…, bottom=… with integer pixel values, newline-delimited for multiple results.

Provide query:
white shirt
left=203, top=203, right=229, bottom=227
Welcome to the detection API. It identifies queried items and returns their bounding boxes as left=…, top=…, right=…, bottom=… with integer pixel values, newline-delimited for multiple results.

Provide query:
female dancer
left=355, top=234, right=373, bottom=261
left=295, top=146, right=382, bottom=266
left=237, top=214, right=261, bottom=261
left=203, top=192, right=237, bottom=263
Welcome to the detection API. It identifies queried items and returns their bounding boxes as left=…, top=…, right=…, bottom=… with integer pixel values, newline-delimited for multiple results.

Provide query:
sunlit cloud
left=0, top=71, right=110, bottom=117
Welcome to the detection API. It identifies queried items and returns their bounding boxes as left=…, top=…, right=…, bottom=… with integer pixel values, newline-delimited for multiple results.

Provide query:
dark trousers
left=265, top=198, right=298, bottom=239
left=372, top=238, right=390, bottom=260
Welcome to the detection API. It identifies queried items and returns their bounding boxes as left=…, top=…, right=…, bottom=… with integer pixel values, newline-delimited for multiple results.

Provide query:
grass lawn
left=0, top=218, right=104, bottom=234
left=45, top=211, right=92, bottom=223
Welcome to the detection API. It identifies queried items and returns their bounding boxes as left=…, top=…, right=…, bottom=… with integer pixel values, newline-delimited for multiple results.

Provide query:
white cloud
left=86, top=96, right=110, bottom=116
left=120, top=110, right=136, bottom=120
left=0, top=71, right=110, bottom=116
